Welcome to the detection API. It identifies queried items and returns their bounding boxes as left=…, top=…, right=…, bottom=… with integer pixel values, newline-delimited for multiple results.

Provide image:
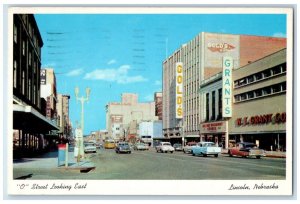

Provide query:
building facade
left=56, top=94, right=71, bottom=140
left=106, top=93, right=158, bottom=141
left=40, top=68, right=57, bottom=122
left=229, top=48, right=286, bottom=151
left=13, top=14, right=59, bottom=157
left=163, top=32, right=286, bottom=145
left=154, top=92, right=163, bottom=120
left=198, top=48, right=286, bottom=151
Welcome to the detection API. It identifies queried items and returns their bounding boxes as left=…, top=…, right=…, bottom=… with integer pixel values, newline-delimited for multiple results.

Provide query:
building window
left=263, top=69, right=271, bottom=78
left=211, top=91, right=215, bottom=120
left=234, top=95, right=241, bottom=102
left=28, top=79, right=31, bottom=100
left=262, top=87, right=272, bottom=95
left=206, top=93, right=209, bottom=121
left=33, top=85, right=36, bottom=105
left=22, top=41, right=25, bottom=56
left=255, top=89, right=262, bottom=97
left=240, top=93, right=247, bottom=100
left=13, top=60, right=17, bottom=88
left=248, top=75, right=255, bottom=83
left=247, top=91, right=254, bottom=99
left=255, top=72, right=263, bottom=80
left=282, top=82, right=286, bottom=91
left=272, top=83, right=281, bottom=93
left=13, top=24, right=17, bottom=43
left=28, top=51, right=32, bottom=66
left=218, top=88, right=222, bottom=119
left=22, top=70, right=25, bottom=95
left=281, top=63, right=287, bottom=73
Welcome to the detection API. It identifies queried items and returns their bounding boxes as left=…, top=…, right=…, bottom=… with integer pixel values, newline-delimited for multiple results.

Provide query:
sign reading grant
left=222, top=57, right=233, bottom=117
left=176, top=62, right=183, bottom=119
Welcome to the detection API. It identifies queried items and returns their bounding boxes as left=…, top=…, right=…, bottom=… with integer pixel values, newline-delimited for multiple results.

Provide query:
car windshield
left=163, top=143, right=171, bottom=146
left=85, top=143, right=95, bottom=147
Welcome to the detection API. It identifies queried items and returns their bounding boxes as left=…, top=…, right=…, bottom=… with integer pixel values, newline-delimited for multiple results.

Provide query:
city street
left=13, top=147, right=286, bottom=180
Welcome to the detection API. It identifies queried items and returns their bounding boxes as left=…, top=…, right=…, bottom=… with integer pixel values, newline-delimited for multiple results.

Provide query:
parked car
left=115, top=142, right=131, bottom=154
left=228, top=142, right=265, bottom=159
left=134, top=142, right=149, bottom=151
left=173, top=143, right=183, bottom=151
left=84, top=142, right=97, bottom=153
left=183, top=142, right=197, bottom=153
left=191, top=142, right=222, bottom=157
left=155, top=142, right=174, bottom=153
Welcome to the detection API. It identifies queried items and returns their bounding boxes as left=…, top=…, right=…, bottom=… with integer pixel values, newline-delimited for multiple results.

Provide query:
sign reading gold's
left=176, top=62, right=183, bottom=119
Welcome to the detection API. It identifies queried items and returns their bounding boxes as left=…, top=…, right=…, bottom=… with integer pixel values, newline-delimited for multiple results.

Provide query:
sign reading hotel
left=176, top=62, right=183, bottom=119
left=222, top=57, right=233, bottom=117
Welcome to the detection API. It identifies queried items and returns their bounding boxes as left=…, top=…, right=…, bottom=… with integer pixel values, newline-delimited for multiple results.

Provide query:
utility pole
left=74, top=87, right=91, bottom=161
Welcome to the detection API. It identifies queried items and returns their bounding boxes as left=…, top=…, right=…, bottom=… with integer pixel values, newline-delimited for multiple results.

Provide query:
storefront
left=200, top=121, right=228, bottom=148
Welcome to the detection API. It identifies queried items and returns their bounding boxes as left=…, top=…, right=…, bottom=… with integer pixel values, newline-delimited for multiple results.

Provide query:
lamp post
left=74, top=87, right=91, bottom=161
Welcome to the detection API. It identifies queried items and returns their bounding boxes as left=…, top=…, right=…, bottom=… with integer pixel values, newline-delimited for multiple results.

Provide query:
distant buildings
left=154, top=92, right=162, bottom=120
left=56, top=94, right=72, bottom=140
left=105, top=93, right=158, bottom=141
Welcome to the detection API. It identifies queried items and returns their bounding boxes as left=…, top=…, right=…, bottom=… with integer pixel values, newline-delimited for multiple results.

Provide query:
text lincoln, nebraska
left=31, top=182, right=87, bottom=191
left=228, top=183, right=279, bottom=190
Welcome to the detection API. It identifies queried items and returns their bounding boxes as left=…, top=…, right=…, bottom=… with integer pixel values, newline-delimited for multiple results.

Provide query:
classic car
left=228, top=142, right=265, bottom=159
left=84, top=142, right=97, bottom=153
left=134, top=142, right=149, bottom=151
left=173, top=143, right=183, bottom=151
left=183, top=142, right=197, bottom=153
left=155, top=142, right=175, bottom=153
left=115, top=142, right=131, bottom=154
left=191, top=142, right=222, bottom=157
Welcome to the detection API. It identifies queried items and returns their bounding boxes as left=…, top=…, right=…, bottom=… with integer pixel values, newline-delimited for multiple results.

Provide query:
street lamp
left=74, top=87, right=91, bottom=161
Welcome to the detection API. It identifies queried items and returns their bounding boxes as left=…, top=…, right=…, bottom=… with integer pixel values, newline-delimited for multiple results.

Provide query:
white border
left=4, top=6, right=294, bottom=197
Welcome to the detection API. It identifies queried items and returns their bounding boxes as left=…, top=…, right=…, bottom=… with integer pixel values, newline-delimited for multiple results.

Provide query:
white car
left=84, top=142, right=97, bottom=153
left=155, top=142, right=175, bottom=153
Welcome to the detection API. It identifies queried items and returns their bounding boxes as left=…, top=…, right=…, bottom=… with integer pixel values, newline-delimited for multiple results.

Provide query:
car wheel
left=183, top=149, right=185, bottom=153
left=256, top=156, right=261, bottom=159
left=192, top=152, right=195, bottom=156
left=228, top=150, right=233, bottom=157
left=170, top=151, right=173, bottom=154
left=203, top=153, right=207, bottom=157
left=214, top=154, right=219, bottom=158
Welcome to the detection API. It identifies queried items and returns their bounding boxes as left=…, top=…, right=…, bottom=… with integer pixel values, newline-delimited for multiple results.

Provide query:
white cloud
left=107, top=59, right=117, bottom=65
left=84, top=65, right=148, bottom=84
left=66, top=68, right=84, bottom=76
left=144, top=94, right=153, bottom=101
left=273, top=32, right=286, bottom=38
left=154, top=80, right=162, bottom=86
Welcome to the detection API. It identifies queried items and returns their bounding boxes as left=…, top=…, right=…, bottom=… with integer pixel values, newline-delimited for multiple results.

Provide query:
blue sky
left=34, top=14, right=286, bottom=135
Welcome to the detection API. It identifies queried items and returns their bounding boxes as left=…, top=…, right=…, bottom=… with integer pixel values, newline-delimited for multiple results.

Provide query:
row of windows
left=234, top=63, right=286, bottom=88
left=205, top=88, right=223, bottom=122
left=234, top=82, right=286, bottom=102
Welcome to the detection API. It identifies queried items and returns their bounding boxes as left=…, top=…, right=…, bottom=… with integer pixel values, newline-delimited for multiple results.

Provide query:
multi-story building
left=154, top=92, right=163, bottom=120
left=229, top=48, right=286, bottom=151
left=56, top=94, right=71, bottom=140
left=106, top=93, right=158, bottom=141
left=199, top=48, right=287, bottom=151
left=12, top=14, right=59, bottom=157
left=40, top=68, right=57, bottom=122
left=163, top=32, right=286, bottom=145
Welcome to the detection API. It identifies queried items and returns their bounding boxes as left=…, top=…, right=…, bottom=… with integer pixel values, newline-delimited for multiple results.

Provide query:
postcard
left=4, top=6, right=294, bottom=196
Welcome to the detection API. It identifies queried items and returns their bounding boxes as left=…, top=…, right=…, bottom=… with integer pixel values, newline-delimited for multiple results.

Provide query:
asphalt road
left=13, top=148, right=286, bottom=180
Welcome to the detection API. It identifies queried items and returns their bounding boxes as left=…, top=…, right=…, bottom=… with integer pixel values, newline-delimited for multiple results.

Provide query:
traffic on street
left=13, top=145, right=286, bottom=180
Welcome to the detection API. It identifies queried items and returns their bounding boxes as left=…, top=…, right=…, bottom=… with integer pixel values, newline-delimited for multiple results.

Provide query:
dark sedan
left=115, top=142, right=132, bottom=154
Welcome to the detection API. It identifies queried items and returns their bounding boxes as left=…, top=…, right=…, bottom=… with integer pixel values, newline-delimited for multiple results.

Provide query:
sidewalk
left=221, top=149, right=286, bottom=158
left=13, top=148, right=95, bottom=175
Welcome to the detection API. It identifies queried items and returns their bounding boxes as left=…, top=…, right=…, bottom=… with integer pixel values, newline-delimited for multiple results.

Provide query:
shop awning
left=13, top=104, right=59, bottom=133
